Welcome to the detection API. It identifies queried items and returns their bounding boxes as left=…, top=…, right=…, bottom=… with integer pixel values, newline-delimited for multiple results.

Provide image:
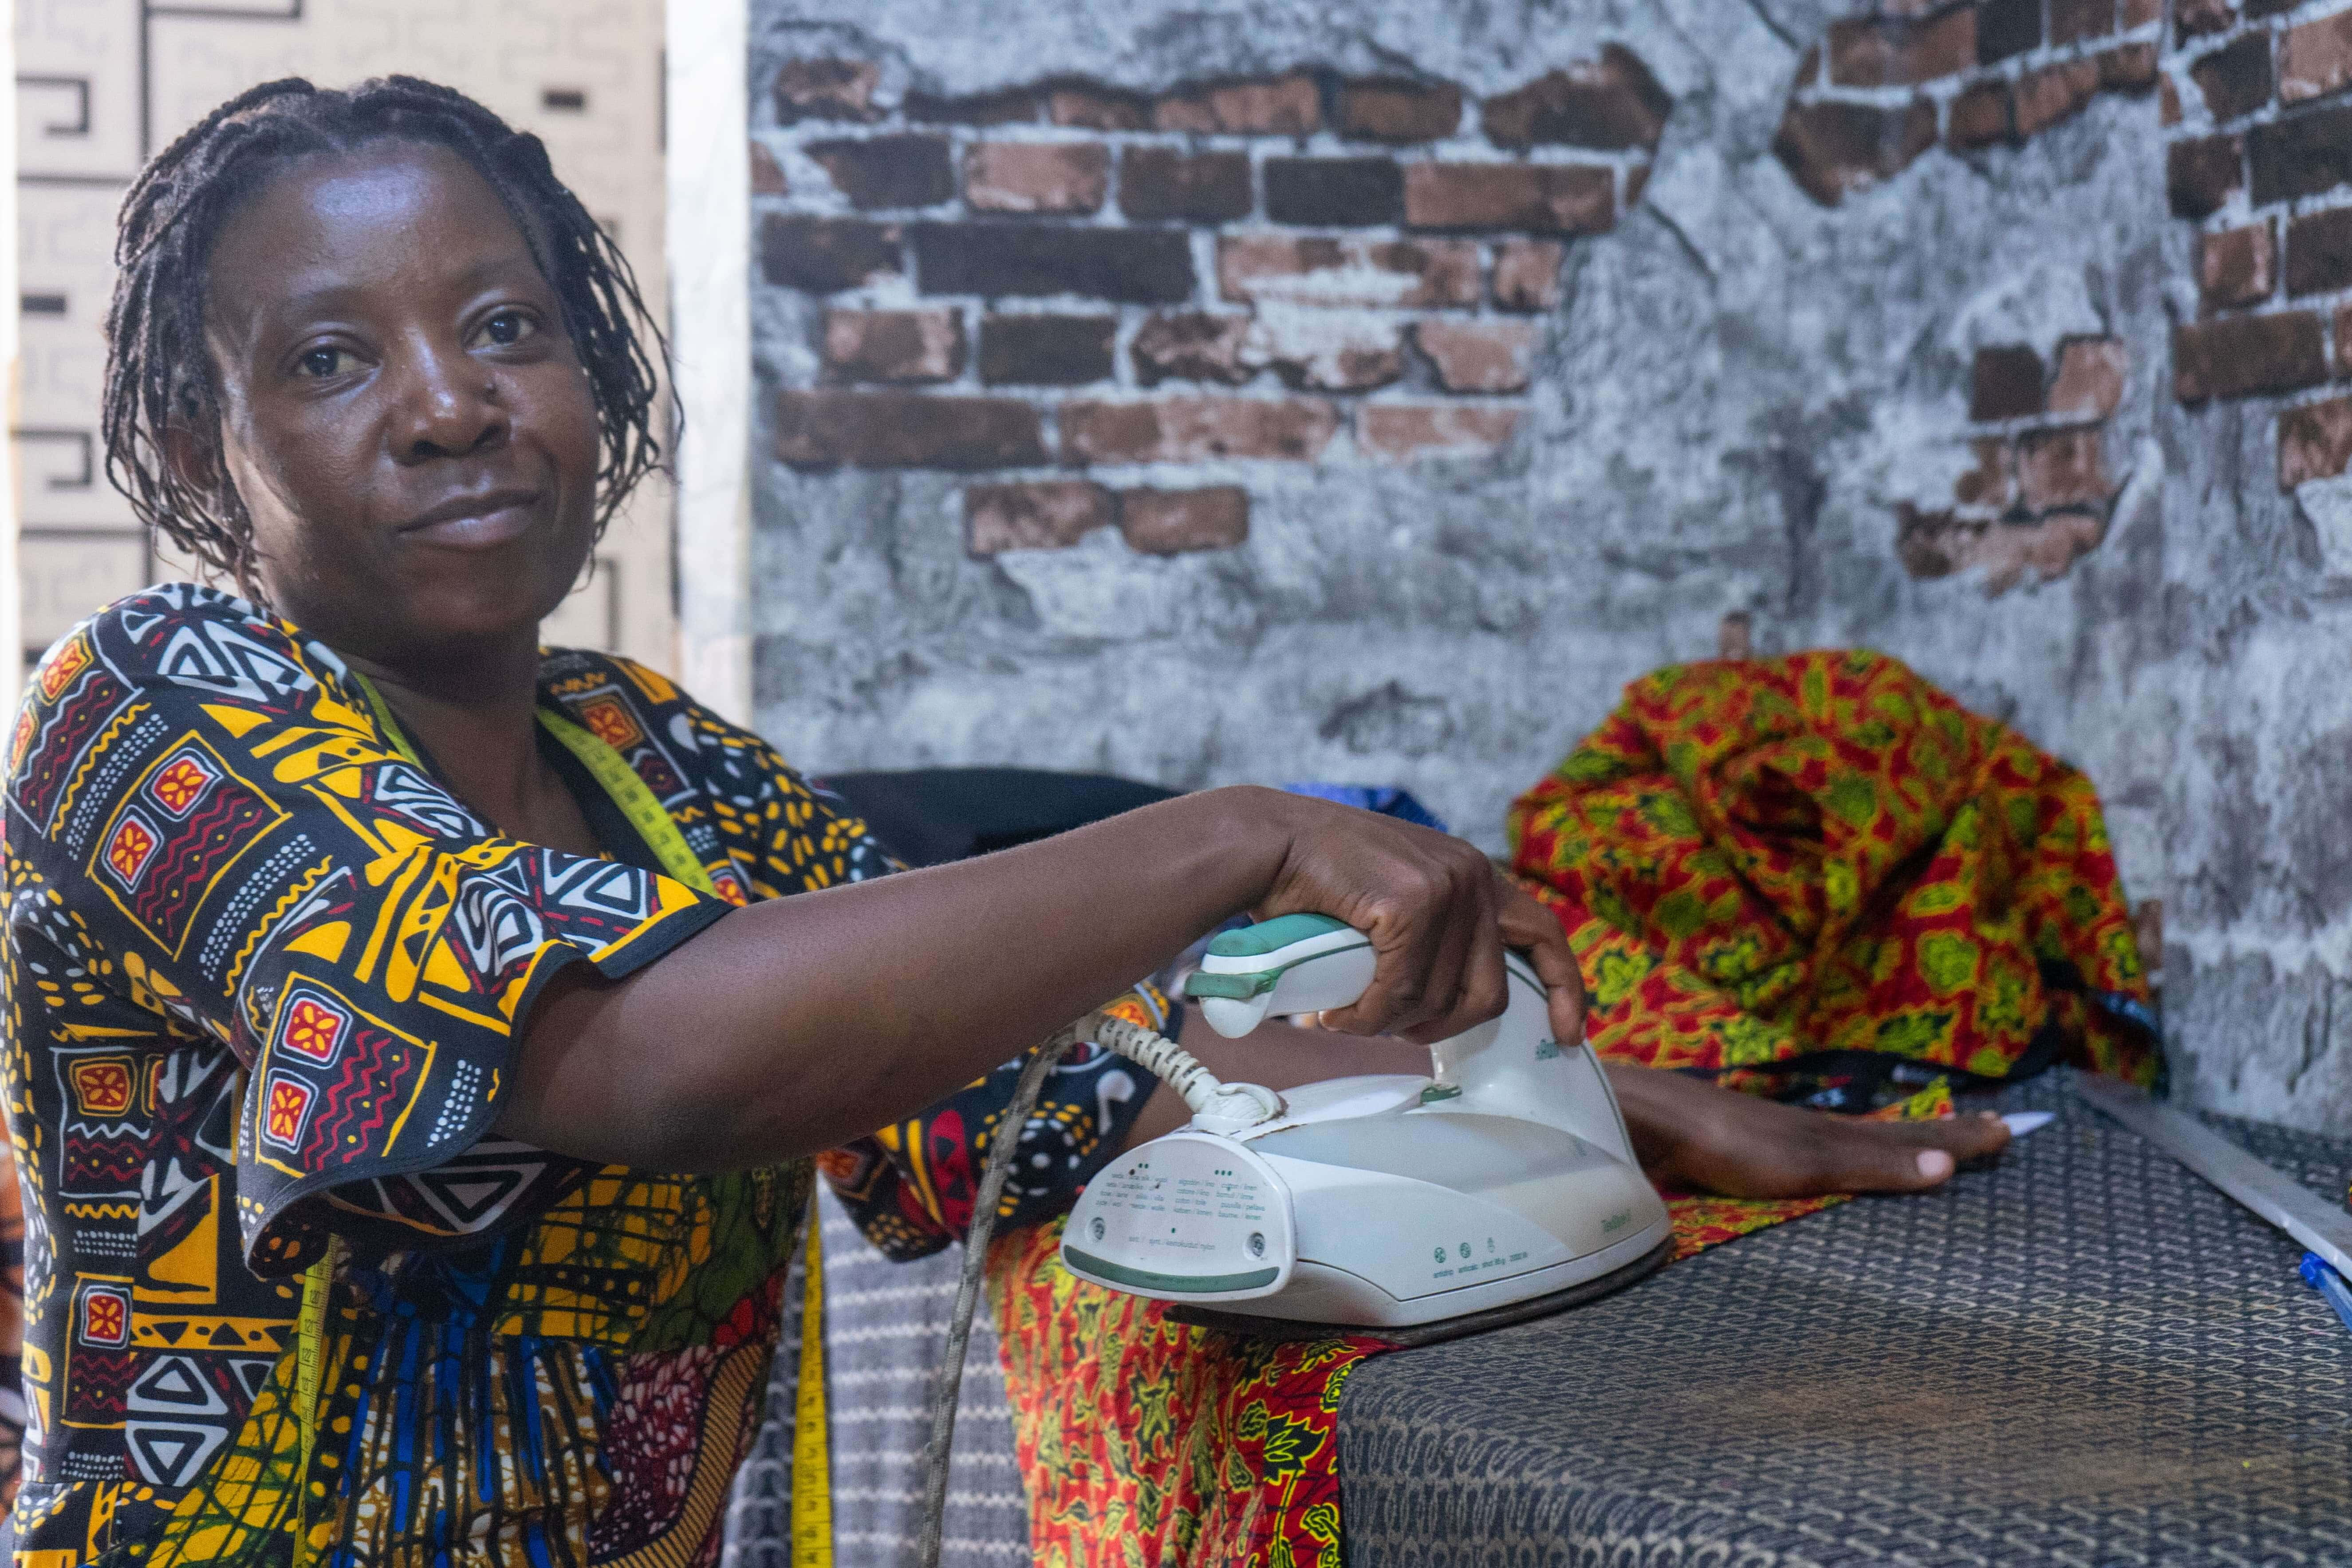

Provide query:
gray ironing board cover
left=1340, top=1071, right=2352, bottom=1567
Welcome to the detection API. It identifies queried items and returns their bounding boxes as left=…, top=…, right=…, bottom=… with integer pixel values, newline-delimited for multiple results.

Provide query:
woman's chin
left=394, top=579, right=575, bottom=654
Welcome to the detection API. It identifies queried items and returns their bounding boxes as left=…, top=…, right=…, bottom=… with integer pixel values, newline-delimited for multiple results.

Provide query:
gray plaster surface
left=746, top=0, right=2352, bottom=1132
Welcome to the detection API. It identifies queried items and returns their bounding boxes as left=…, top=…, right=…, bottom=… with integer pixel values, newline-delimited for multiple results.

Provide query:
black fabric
left=814, top=768, right=1179, bottom=868
left=1340, top=1070, right=2352, bottom=1566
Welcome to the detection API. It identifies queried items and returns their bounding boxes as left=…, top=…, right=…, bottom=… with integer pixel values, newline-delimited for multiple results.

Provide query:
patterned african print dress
left=0, top=583, right=918, bottom=1567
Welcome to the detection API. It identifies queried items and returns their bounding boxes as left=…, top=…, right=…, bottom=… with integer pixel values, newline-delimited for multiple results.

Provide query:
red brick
left=1624, top=163, right=1651, bottom=208
left=2099, top=42, right=2160, bottom=91
left=821, top=308, right=964, bottom=383
left=913, top=224, right=1194, bottom=303
left=1265, top=158, right=1404, bottom=226
left=1403, top=162, right=1615, bottom=235
left=1413, top=319, right=1539, bottom=393
left=776, top=391, right=1046, bottom=469
left=1897, top=506, right=2105, bottom=591
left=1217, top=234, right=1478, bottom=309
left=1339, top=78, right=1464, bottom=142
left=2123, top=0, right=2161, bottom=24
left=1252, top=314, right=1404, bottom=392
left=1948, top=81, right=2016, bottom=149
left=2167, top=134, right=2243, bottom=220
left=2250, top=105, right=2352, bottom=206
left=1358, top=403, right=1522, bottom=461
left=2176, top=0, right=2235, bottom=39
left=1118, top=487, right=1250, bottom=554
left=807, top=135, right=954, bottom=209
left=1133, top=313, right=1257, bottom=386
left=963, top=142, right=1108, bottom=215
left=1772, top=99, right=1937, bottom=206
left=2199, top=221, right=2277, bottom=311
left=1954, top=438, right=2014, bottom=510
left=775, top=59, right=881, bottom=124
left=1047, top=83, right=1153, bottom=130
left=965, top=481, right=1111, bottom=554
left=1118, top=149, right=1253, bottom=222
left=2279, top=395, right=2352, bottom=489
left=2050, top=338, right=2129, bottom=419
left=1493, top=239, right=1565, bottom=311
left=2285, top=205, right=2352, bottom=299
left=906, top=86, right=1038, bottom=126
left=2161, top=74, right=2184, bottom=126
left=750, top=141, right=787, bottom=195
left=2190, top=33, right=2275, bottom=123
left=2173, top=311, right=2330, bottom=402
left=2280, top=9, right=2352, bottom=104
left=1481, top=45, right=1674, bottom=153
left=2339, top=303, right=2352, bottom=375
left=1061, top=397, right=1341, bottom=464
left=2014, top=59, right=2103, bottom=138
left=1971, top=345, right=2046, bottom=422
left=760, top=215, right=902, bottom=293
left=977, top=315, right=1115, bottom=385
left=1827, top=8, right=1977, bottom=87
left=1155, top=73, right=1321, bottom=135
left=1978, top=0, right=2044, bottom=62
left=2050, top=0, right=2117, bottom=47
left=2018, top=427, right=2113, bottom=510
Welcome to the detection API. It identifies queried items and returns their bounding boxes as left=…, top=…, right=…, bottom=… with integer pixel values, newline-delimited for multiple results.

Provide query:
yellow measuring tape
left=792, top=1206, right=835, bottom=1567
left=328, top=676, right=835, bottom=1565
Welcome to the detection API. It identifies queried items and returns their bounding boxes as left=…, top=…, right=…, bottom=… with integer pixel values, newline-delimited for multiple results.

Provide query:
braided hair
left=102, top=76, right=666, bottom=594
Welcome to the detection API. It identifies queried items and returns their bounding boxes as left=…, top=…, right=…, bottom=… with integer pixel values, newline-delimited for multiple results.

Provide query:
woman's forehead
left=206, top=140, right=539, bottom=319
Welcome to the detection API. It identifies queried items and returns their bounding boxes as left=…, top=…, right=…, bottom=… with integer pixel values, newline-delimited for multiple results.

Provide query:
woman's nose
left=392, top=339, right=508, bottom=461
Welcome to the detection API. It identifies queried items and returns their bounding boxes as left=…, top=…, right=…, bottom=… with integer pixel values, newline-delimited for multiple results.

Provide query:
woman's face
left=200, top=140, right=601, bottom=663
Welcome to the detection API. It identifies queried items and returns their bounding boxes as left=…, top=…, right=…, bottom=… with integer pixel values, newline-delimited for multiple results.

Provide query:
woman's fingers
left=1398, top=867, right=1508, bottom=1045
left=1497, top=882, right=1587, bottom=1048
left=1262, top=800, right=1509, bottom=1041
left=1606, top=1063, right=2016, bottom=1199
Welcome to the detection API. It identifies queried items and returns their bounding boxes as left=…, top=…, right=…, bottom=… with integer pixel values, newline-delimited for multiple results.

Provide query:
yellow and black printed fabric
left=0, top=583, right=891, bottom=1564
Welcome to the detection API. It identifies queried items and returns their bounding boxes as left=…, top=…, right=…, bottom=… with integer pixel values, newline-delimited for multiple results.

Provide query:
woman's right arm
left=499, top=785, right=1516, bottom=1173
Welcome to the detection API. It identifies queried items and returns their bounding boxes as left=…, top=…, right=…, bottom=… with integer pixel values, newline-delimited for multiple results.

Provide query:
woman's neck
left=343, top=634, right=598, bottom=855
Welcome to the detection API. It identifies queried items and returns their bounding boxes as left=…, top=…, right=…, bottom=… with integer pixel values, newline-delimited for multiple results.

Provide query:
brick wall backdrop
left=756, top=53, right=1668, bottom=555
left=749, top=0, right=2352, bottom=1134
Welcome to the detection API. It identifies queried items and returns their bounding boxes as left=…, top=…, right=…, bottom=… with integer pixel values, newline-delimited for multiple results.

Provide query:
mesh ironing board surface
left=1339, top=1070, right=2352, bottom=1567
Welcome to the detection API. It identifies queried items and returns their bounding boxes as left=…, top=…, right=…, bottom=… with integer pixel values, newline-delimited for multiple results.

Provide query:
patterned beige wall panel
left=14, top=0, right=674, bottom=673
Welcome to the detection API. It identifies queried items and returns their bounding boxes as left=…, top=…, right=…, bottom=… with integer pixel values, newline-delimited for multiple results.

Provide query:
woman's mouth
left=400, top=488, right=542, bottom=548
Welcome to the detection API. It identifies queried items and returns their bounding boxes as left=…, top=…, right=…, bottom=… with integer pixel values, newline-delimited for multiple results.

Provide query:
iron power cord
left=914, top=1007, right=1273, bottom=1568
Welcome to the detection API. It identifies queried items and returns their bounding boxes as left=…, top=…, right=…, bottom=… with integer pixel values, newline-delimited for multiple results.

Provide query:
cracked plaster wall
left=747, top=0, right=2352, bottom=1131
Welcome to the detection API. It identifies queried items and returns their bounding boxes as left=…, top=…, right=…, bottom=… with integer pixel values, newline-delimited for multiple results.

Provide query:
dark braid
left=102, top=76, right=667, bottom=595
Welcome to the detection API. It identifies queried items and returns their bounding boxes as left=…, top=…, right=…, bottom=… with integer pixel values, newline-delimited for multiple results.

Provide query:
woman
left=3, top=77, right=2007, bottom=1567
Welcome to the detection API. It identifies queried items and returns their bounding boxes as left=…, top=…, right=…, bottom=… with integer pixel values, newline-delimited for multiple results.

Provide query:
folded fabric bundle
left=947, top=651, right=2160, bottom=1567
left=1510, top=647, right=2157, bottom=1106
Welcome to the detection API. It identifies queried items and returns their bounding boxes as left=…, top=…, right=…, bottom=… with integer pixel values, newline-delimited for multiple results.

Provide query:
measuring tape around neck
left=352, top=671, right=719, bottom=896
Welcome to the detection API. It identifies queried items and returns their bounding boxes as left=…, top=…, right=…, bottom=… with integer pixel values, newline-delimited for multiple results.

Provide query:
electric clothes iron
left=1060, top=914, right=1673, bottom=1333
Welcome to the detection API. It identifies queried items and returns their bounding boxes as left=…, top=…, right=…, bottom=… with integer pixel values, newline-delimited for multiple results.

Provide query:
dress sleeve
left=6, top=587, right=731, bottom=1276
left=820, top=985, right=1172, bottom=1261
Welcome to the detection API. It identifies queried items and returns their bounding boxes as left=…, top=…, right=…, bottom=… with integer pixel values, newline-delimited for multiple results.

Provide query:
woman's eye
left=297, top=347, right=348, bottom=378
left=480, top=311, right=537, bottom=347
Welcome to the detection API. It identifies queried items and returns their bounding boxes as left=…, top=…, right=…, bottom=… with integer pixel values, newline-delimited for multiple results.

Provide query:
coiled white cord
left=914, top=1005, right=1272, bottom=1568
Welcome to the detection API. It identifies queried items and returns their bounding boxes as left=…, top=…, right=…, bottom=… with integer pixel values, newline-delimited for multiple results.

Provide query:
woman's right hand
left=1240, top=787, right=1517, bottom=1046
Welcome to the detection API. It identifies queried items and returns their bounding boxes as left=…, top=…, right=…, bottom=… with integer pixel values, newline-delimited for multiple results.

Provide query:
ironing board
left=1339, top=1070, right=2352, bottom=1566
